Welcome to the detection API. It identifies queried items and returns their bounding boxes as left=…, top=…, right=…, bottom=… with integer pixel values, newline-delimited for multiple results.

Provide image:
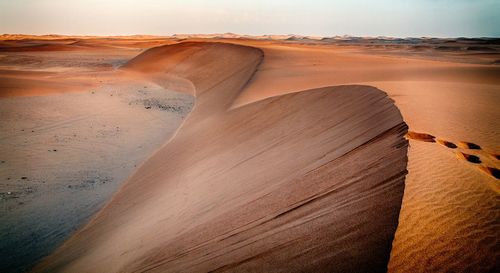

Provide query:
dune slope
left=33, top=42, right=408, bottom=273
left=223, top=43, right=499, bottom=272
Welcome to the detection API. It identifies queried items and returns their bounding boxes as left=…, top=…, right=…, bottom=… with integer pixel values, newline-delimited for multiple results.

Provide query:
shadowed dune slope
left=33, top=42, right=408, bottom=273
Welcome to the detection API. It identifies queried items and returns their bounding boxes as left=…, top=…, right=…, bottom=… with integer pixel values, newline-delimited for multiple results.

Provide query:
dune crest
left=33, top=42, right=408, bottom=273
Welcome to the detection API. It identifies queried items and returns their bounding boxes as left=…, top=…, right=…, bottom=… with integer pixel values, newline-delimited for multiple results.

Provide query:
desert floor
left=0, top=36, right=499, bottom=273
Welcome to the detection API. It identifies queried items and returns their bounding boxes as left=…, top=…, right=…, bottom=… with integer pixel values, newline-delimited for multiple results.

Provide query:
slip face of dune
left=122, top=42, right=265, bottom=97
left=220, top=42, right=499, bottom=273
left=32, top=42, right=408, bottom=273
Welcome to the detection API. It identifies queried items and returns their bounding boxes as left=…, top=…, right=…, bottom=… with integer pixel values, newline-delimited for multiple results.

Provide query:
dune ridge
left=31, top=42, right=408, bottom=272
left=1, top=37, right=497, bottom=272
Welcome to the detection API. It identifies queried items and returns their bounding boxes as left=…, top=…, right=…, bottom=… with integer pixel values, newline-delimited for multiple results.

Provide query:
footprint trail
left=406, top=131, right=499, bottom=180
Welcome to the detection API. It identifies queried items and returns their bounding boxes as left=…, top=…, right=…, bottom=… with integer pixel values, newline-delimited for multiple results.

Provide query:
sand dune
left=1, top=36, right=498, bottom=272
left=223, top=41, right=499, bottom=273
left=31, top=42, right=408, bottom=272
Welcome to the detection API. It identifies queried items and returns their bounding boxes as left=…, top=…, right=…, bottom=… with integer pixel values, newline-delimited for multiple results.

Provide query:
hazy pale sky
left=1, top=0, right=499, bottom=37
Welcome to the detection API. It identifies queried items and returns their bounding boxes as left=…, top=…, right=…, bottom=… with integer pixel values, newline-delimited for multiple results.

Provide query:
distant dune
left=31, top=42, right=408, bottom=272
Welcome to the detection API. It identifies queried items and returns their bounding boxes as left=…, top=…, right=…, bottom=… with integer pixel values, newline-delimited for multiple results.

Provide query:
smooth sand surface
left=0, top=42, right=194, bottom=272
left=0, top=36, right=498, bottom=272
left=28, top=42, right=408, bottom=273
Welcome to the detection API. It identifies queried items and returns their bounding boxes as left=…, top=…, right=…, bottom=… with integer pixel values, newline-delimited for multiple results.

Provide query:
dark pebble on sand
left=21, top=177, right=27, bottom=180
left=145, top=106, right=152, bottom=109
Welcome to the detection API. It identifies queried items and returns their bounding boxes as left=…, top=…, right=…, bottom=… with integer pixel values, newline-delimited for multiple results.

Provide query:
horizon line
left=2, top=33, right=500, bottom=40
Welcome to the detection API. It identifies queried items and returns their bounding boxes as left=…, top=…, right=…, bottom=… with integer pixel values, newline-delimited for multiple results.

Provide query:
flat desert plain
left=0, top=35, right=498, bottom=273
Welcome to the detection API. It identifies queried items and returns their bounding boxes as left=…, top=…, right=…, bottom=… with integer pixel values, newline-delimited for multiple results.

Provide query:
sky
left=1, top=0, right=499, bottom=37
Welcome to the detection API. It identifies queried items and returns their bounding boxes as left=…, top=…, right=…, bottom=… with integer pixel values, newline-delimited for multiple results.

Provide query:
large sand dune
left=1, top=36, right=497, bottom=272
left=221, top=42, right=499, bottom=273
left=31, top=42, right=408, bottom=272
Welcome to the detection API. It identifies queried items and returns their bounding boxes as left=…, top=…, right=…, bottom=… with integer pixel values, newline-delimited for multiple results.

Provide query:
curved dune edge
left=32, top=42, right=408, bottom=273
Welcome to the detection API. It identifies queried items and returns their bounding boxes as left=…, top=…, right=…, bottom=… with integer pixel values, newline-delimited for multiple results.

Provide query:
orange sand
left=0, top=35, right=498, bottom=273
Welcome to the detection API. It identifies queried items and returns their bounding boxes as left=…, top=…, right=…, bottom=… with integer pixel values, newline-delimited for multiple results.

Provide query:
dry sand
left=0, top=36, right=498, bottom=272
left=222, top=40, right=500, bottom=273
left=29, top=42, right=407, bottom=273
left=0, top=42, right=193, bottom=272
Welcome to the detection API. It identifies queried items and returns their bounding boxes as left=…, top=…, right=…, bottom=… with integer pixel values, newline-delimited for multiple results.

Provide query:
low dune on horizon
left=0, top=35, right=499, bottom=273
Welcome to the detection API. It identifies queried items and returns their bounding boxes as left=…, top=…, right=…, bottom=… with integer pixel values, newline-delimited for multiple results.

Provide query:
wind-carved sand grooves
left=33, top=42, right=408, bottom=273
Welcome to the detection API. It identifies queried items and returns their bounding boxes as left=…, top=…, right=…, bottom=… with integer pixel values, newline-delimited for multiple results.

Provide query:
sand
left=0, top=43, right=194, bottom=272
left=0, top=35, right=498, bottom=272
left=227, top=40, right=500, bottom=273
left=220, top=41, right=500, bottom=272
left=29, top=42, right=407, bottom=273
left=228, top=39, right=500, bottom=273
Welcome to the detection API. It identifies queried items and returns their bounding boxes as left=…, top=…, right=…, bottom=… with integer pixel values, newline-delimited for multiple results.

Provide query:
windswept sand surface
left=0, top=36, right=498, bottom=272
left=26, top=42, right=409, bottom=272
left=222, top=41, right=500, bottom=273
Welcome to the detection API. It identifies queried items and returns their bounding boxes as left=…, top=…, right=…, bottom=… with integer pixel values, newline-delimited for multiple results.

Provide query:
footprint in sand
left=456, top=152, right=481, bottom=164
left=458, top=141, right=481, bottom=150
left=436, top=139, right=457, bottom=149
left=406, top=131, right=499, bottom=180
left=479, top=166, right=500, bottom=179
left=489, top=153, right=499, bottom=160
left=405, top=131, right=435, bottom=142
